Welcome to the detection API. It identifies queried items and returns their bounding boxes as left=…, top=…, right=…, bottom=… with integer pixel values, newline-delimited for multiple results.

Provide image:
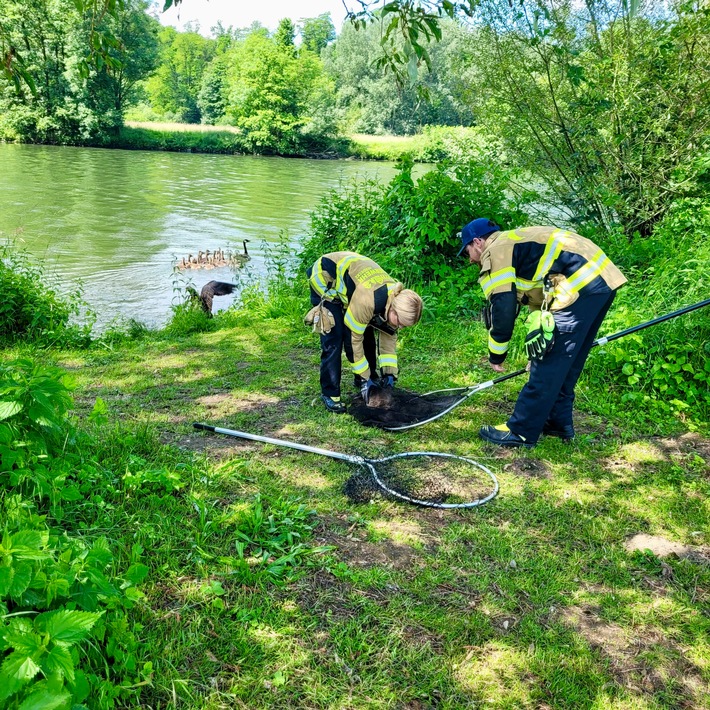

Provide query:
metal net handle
left=366, top=451, right=499, bottom=510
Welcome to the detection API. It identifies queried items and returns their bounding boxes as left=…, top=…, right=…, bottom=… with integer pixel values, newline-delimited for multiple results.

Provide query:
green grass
left=4, top=296, right=709, bottom=708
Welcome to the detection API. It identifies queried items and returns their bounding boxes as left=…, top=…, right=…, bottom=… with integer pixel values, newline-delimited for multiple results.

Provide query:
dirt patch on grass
left=504, top=458, right=551, bottom=478
left=316, top=527, right=421, bottom=570
left=292, top=569, right=357, bottom=623
left=562, top=605, right=707, bottom=705
left=624, top=534, right=710, bottom=564
left=651, top=432, right=710, bottom=465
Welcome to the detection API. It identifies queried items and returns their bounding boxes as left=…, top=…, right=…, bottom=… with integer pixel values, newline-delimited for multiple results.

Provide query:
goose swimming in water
left=186, top=280, right=237, bottom=316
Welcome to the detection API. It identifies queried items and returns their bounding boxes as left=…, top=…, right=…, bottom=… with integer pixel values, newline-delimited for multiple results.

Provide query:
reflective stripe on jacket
left=478, top=227, right=627, bottom=363
left=309, top=252, right=402, bottom=379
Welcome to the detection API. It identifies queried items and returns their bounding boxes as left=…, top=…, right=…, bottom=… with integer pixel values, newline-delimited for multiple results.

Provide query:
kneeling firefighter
left=306, top=252, right=423, bottom=413
left=458, top=219, right=627, bottom=447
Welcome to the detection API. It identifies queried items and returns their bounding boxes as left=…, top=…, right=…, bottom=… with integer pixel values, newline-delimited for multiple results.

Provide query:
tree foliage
left=323, top=18, right=474, bottom=134
left=299, top=13, right=336, bottom=55
left=0, top=0, right=158, bottom=142
left=145, top=25, right=215, bottom=123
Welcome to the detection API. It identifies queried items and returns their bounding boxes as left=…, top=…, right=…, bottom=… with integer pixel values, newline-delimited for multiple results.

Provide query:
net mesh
left=348, top=387, right=464, bottom=429
left=343, top=453, right=496, bottom=507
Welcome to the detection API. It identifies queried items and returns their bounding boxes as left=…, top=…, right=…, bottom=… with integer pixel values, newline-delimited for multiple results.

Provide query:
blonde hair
left=391, top=289, right=423, bottom=327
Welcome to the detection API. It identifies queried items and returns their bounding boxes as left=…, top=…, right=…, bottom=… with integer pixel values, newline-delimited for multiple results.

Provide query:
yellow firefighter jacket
left=479, top=226, right=627, bottom=362
left=309, top=252, right=402, bottom=380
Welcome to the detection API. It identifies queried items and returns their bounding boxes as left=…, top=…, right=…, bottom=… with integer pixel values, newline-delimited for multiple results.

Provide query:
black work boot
left=479, top=424, right=534, bottom=448
left=321, top=394, right=346, bottom=414
left=543, top=422, right=575, bottom=441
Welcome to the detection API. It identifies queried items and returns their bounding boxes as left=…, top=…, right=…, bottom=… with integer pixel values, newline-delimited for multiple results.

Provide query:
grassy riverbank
left=2, top=282, right=709, bottom=707
left=111, top=122, right=473, bottom=161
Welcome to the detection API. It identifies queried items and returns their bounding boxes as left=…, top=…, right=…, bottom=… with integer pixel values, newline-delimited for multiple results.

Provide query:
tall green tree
left=324, top=18, right=473, bottom=134
left=461, top=1, right=710, bottom=234
left=274, top=17, right=296, bottom=52
left=0, top=0, right=158, bottom=142
left=146, top=25, right=215, bottom=122
left=225, top=27, right=333, bottom=152
left=299, top=13, right=336, bottom=55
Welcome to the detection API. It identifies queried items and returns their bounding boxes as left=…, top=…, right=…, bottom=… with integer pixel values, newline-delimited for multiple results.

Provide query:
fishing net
left=343, top=452, right=497, bottom=508
left=348, top=387, right=465, bottom=429
left=193, top=423, right=498, bottom=510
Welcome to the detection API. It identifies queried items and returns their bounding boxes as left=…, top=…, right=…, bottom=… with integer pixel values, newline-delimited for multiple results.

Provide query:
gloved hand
left=360, top=377, right=378, bottom=404
left=524, top=310, right=555, bottom=361
left=381, top=374, right=396, bottom=389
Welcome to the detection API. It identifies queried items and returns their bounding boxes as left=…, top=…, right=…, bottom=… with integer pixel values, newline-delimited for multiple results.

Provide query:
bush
left=300, top=156, right=528, bottom=318
left=0, top=243, right=92, bottom=347
left=585, top=198, right=710, bottom=424
left=0, top=360, right=150, bottom=708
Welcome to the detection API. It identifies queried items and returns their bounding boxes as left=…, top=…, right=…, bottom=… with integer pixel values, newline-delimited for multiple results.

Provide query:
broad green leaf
left=0, top=401, right=22, bottom=420
left=0, top=566, right=12, bottom=597
left=124, top=563, right=149, bottom=585
left=39, top=609, right=102, bottom=644
left=18, top=687, right=71, bottom=710
left=11, top=530, right=48, bottom=555
left=3, top=621, right=43, bottom=656
left=85, top=538, right=112, bottom=568
left=9, top=561, right=33, bottom=598
left=70, top=669, right=90, bottom=704
left=0, top=651, right=41, bottom=699
left=43, top=644, right=75, bottom=682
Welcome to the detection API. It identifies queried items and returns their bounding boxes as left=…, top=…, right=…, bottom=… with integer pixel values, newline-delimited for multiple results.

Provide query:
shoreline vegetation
left=1, top=121, right=471, bottom=162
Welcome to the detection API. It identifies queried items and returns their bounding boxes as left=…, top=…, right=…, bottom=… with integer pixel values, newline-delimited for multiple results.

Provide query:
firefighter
left=458, top=218, right=627, bottom=447
left=306, top=252, right=423, bottom=413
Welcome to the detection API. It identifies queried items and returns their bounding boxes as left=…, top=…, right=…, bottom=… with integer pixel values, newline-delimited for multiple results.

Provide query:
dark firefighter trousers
left=310, top=287, right=377, bottom=398
left=507, top=290, right=617, bottom=443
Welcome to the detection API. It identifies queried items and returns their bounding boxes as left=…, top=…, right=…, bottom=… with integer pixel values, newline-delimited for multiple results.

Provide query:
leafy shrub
left=0, top=497, right=150, bottom=709
left=0, top=360, right=150, bottom=707
left=0, top=243, right=92, bottom=346
left=227, top=495, right=327, bottom=584
left=300, top=156, right=528, bottom=318
left=585, top=198, right=710, bottom=424
left=0, top=359, right=74, bottom=460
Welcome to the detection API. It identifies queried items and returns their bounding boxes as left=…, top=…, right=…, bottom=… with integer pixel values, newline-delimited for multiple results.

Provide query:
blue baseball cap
left=457, top=218, right=501, bottom=256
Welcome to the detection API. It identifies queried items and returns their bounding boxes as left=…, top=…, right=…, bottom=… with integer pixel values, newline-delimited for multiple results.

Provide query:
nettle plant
left=0, top=359, right=150, bottom=707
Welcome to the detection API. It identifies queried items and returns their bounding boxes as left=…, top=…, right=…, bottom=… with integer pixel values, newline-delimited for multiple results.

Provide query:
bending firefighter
left=458, top=219, right=627, bottom=447
left=306, top=252, right=423, bottom=413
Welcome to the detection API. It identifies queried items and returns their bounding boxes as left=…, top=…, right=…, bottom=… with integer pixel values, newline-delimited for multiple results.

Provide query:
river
left=0, top=143, right=424, bottom=330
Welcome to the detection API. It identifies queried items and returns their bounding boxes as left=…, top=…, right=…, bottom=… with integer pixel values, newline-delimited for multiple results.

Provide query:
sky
left=157, top=0, right=353, bottom=36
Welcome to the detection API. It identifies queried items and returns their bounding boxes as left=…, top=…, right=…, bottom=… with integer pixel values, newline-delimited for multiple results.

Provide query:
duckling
left=186, top=280, right=237, bottom=316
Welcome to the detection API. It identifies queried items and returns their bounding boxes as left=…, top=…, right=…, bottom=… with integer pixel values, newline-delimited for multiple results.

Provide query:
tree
left=274, top=17, right=296, bottom=53
left=299, top=13, right=336, bottom=55
left=0, top=0, right=158, bottom=142
left=146, top=25, right=215, bottom=122
left=225, top=28, right=332, bottom=152
left=84, top=1, right=160, bottom=124
left=323, top=17, right=473, bottom=134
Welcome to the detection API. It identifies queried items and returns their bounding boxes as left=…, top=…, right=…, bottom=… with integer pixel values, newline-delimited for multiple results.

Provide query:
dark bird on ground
left=186, top=280, right=237, bottom=316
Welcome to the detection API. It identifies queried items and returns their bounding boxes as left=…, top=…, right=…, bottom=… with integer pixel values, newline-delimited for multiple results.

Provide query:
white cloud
left=157, top=0, right=352, bottom=36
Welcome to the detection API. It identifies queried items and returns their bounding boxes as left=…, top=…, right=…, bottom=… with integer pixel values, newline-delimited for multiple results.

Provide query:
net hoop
left=365, top=451, right=499, bottom=509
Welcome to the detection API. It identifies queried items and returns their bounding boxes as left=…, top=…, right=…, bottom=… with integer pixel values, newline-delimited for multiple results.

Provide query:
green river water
left=0, top=143, right=422, bottom=329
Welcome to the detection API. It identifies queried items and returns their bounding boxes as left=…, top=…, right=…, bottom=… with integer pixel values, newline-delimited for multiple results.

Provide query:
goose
left=229, top=240, right=250, bottom=266
left=186, top=280, right=237, bottom=316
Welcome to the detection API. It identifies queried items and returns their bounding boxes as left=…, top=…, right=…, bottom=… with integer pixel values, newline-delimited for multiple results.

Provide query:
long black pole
left=483, top=298, right=710, bottom=389
left=591, top=297, right=710, bottom=347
